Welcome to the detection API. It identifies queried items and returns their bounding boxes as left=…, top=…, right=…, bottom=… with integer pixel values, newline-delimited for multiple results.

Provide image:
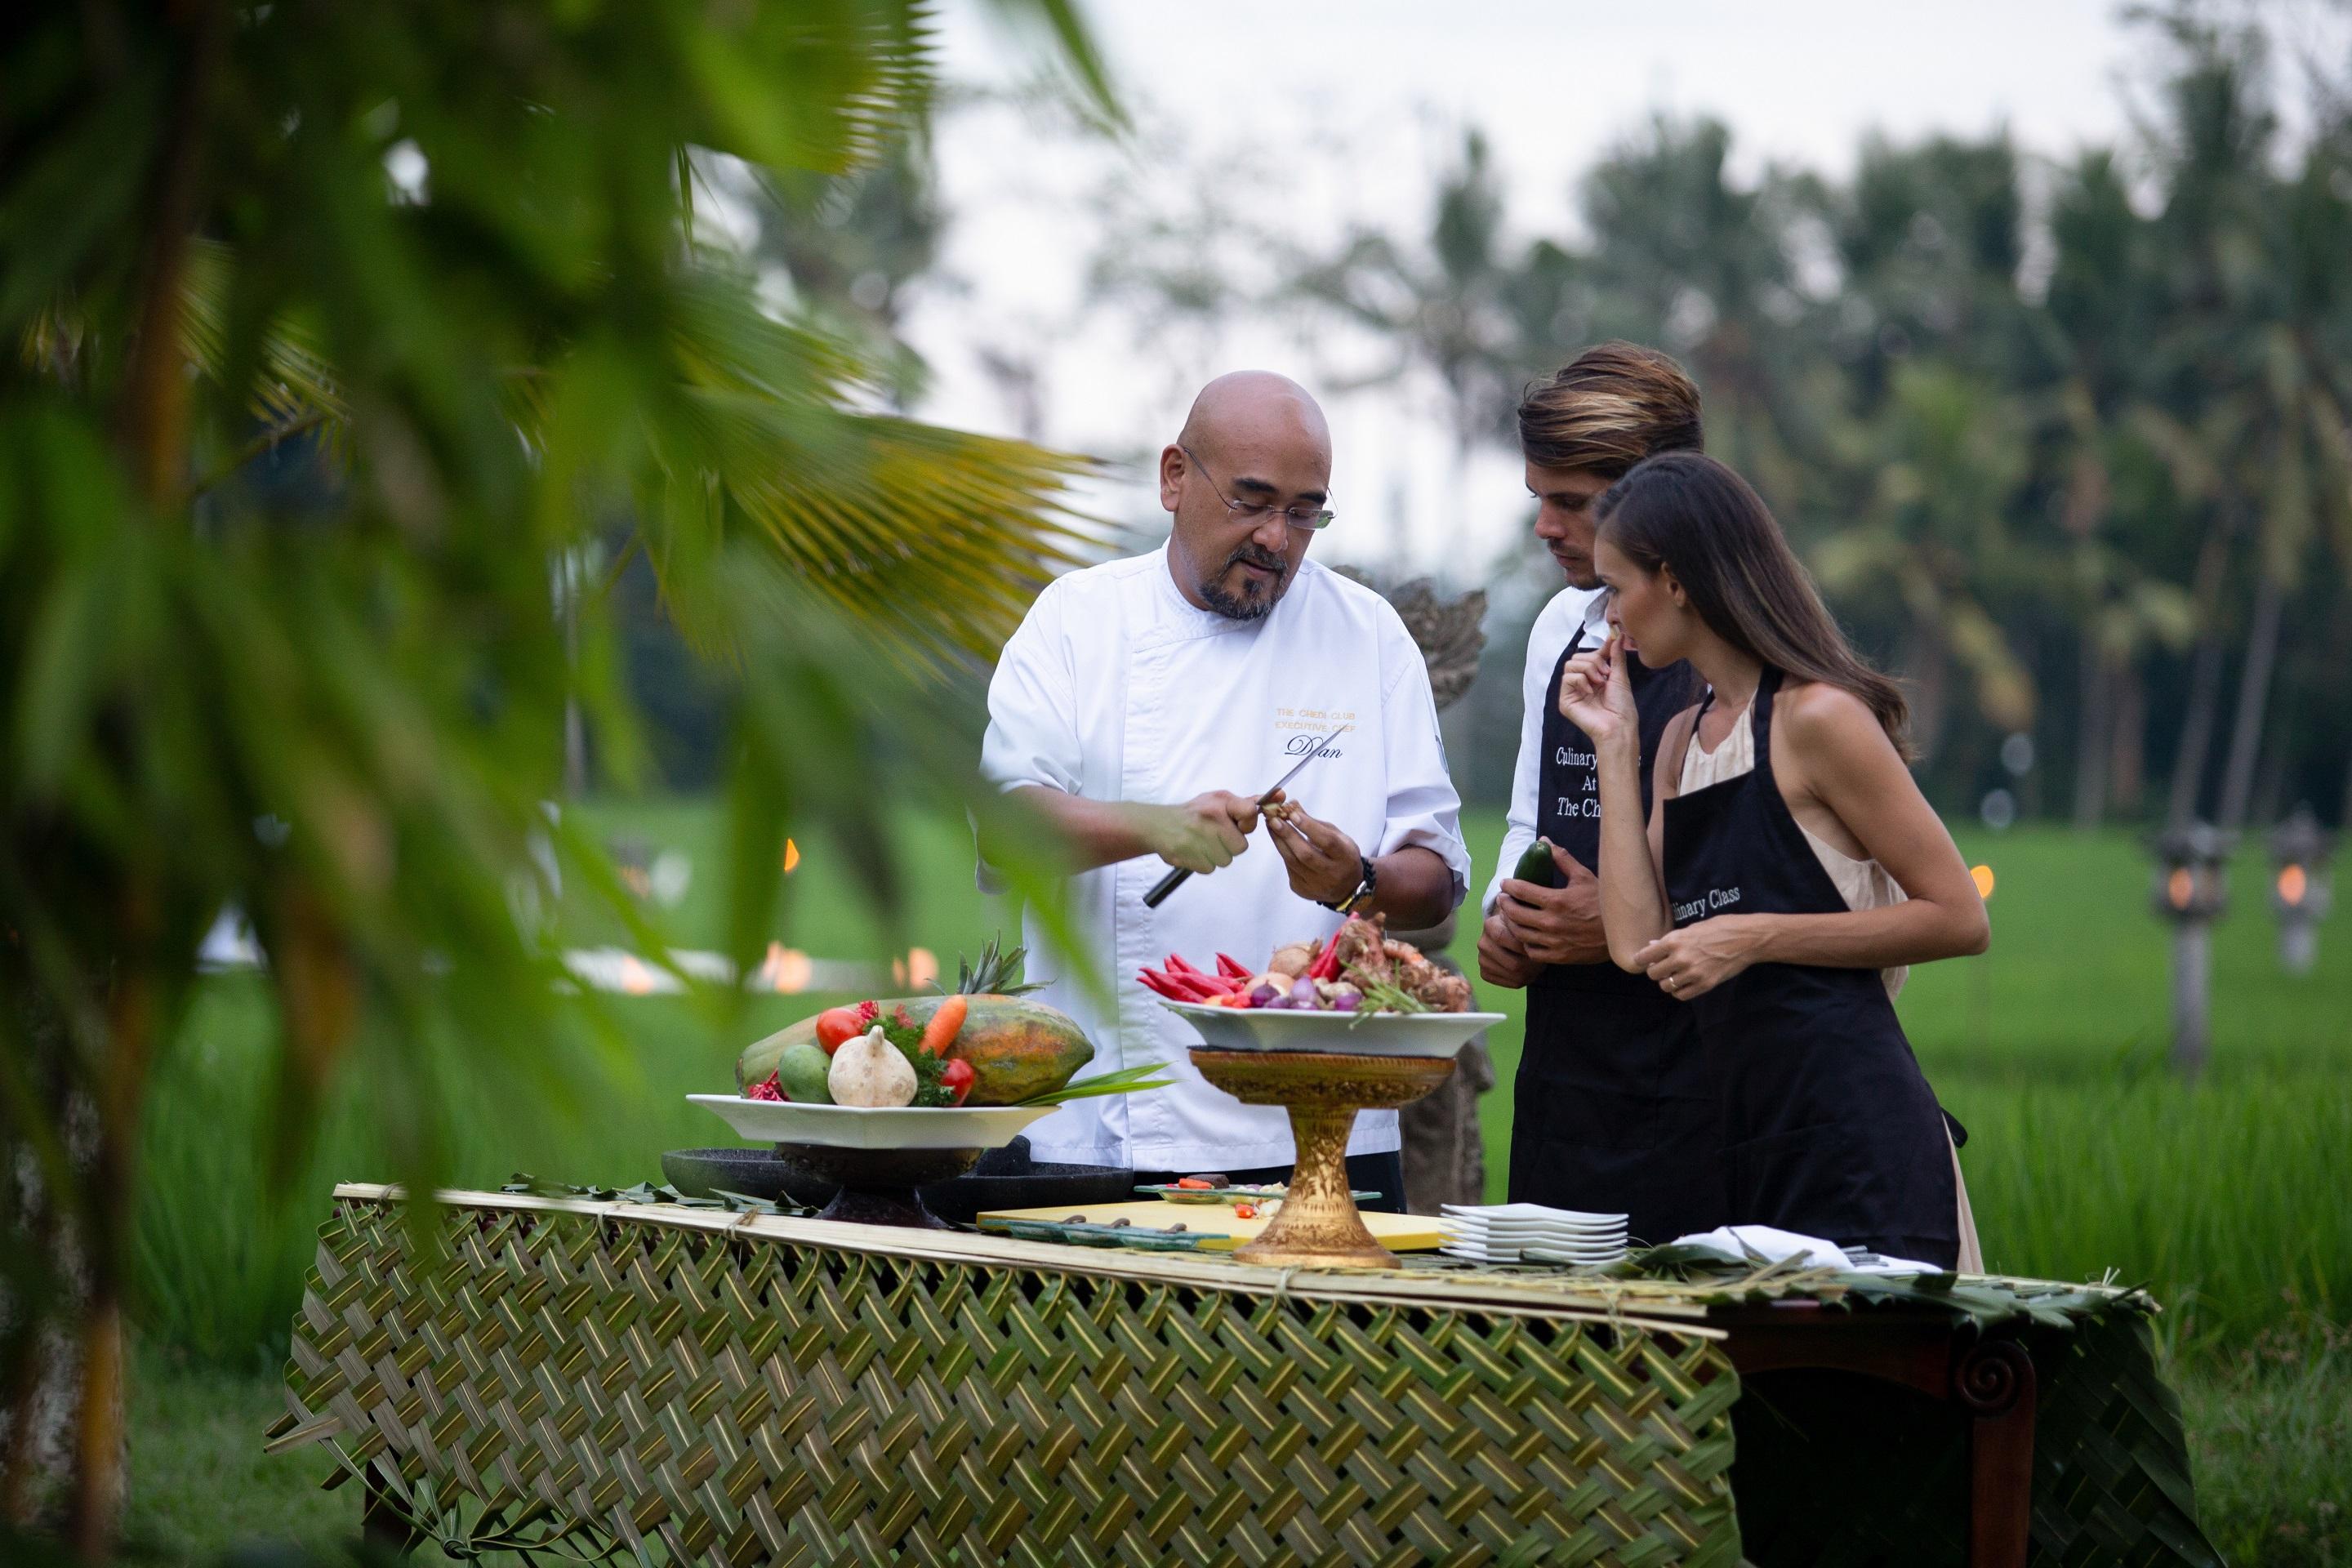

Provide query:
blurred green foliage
left=1202, top=4, right=2352, bottom=826
left=0, top=0, right=1111, bottom=1551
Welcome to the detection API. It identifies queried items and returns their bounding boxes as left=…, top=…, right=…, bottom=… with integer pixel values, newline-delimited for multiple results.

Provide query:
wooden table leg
left=1721, top=1307, right=2042, bottom=1566
left=1954, top=1339, right=2038, bottom=1568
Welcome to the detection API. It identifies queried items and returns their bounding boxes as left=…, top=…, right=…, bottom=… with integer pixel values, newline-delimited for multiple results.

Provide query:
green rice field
left=123, top=804, right=2352, bottom=1564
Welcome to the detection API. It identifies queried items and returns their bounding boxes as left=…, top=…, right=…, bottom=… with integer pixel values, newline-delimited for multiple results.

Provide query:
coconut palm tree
left=1809, top=364, right=2041, bottom=763
left=1576, top=116, right=1820, bottom=509
left=2041, top=149, right=2199, bottom=827
left=0, top=0, right=1112, bottom=1554
left=1281, top=129, right=1530, bottom=491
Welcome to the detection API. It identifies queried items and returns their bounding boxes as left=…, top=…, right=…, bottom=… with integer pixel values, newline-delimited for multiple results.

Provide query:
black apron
left=1508, top=625, right=1719, bottom=1246
left=1661, top=669, right=1960, bottom=1266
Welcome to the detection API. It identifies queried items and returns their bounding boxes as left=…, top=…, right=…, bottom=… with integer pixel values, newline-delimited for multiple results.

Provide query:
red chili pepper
left=1307, top=938, right=1343, bottom=982
left=1165, top=953, right=1204, bottom=977
left=1137, top=969, right=1184, bottom=999
left=1214, top=953, right=1251, bottom=980
left=1174, top=973, right=1228, bottom=1001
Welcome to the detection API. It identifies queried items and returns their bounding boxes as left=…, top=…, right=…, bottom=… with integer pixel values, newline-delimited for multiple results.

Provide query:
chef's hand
left=1261, top=791, right=1365, bottom=906
left=1498, top=844, right=1611, bottom=966
left=1477, top=911, right=1539, bottom=988
left=1633, top=915, right=1769, bottom=1001
left=1147, top=791, right=1262, bottom=873
left=1558, top=634, right=1637, bottom=749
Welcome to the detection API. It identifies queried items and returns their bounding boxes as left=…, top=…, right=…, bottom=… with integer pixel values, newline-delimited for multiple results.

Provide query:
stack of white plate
left=1437, top=1203, right=1629, bottom=1265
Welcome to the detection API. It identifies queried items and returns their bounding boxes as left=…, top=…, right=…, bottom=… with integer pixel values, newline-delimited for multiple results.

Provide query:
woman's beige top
left=1677, top=699, right=1908, bottom=998
left=1673, top=696, right=1982, bottom=1272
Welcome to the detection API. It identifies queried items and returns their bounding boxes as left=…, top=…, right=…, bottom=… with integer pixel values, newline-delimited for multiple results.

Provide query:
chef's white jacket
left=978, top=549, right=1471, bottom=1173
left=1483, top=585, right=1607, bottom=916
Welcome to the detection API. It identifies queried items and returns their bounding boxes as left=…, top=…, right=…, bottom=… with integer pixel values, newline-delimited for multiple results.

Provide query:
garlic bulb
left=827, top=1026, right=916, bottom=1107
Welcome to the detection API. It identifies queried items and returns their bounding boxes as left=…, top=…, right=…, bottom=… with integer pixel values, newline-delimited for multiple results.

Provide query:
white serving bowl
left=1159, top=1000, right=1503, bottom=1059
left=686, top=1095, right=1054, bottom=1151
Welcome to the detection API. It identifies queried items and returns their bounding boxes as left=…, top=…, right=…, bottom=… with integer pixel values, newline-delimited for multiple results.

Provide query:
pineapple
left=951, top=934, right=1044, bottom=998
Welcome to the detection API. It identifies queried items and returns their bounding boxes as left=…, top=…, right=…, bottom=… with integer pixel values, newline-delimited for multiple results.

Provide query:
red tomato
left=939, top=1058, right=976, bottom=1106
left=814, top=1007, right=864, bottom=1054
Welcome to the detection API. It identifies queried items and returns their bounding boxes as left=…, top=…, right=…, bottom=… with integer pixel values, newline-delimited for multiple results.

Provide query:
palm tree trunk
left=2216, top=569, right=2283, bottom=831
left=2252, top=706, right=2289, bottom=827
left=74, top=0, right=228, bottom=1550
left=2167, top=531, right=2233, bottom=828
left=0, top=1000, right=87, bottom=1532
left=564, top=604, right=588, bottom=799
left=70, top=939, right=158, bottom=1565
left=2073, top=640, right=2110, bottom=830
left=2111, top=662, right=2148, bottom=817
left=1904, top=625, right=1949, bottom=768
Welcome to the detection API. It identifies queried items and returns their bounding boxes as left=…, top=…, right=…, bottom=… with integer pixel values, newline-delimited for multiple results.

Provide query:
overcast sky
left=895, top=1, right=2335, bottom=583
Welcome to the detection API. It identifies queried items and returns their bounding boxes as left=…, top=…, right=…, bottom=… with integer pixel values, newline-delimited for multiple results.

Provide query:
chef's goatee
left=1200, top=546, right=1290, bottom=621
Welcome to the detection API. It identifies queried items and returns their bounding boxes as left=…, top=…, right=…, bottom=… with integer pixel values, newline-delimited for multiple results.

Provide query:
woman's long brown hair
left=1597, top=452, right=1914, bottom=757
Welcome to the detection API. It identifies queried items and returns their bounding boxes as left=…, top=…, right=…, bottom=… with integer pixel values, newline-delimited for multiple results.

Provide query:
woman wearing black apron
left=1559, top=453, right=1989, bottom=1267
left=1506, top=625, right=1721, bottom=1245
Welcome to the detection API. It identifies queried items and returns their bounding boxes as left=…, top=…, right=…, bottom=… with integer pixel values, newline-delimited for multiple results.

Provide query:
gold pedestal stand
left=1188, top=1048, right=1456, bottom=1268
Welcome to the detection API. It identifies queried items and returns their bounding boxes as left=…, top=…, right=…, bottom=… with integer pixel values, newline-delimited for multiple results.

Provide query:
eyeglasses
left=1178, top=446, right=1334, bottom=532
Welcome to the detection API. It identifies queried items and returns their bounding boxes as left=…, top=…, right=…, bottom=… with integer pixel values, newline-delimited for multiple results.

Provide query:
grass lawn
left=121, top=802, right=2352, bottom=1564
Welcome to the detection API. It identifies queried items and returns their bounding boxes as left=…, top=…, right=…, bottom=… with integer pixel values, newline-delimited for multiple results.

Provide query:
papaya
left=737, top=995, right=1093, bottom=1107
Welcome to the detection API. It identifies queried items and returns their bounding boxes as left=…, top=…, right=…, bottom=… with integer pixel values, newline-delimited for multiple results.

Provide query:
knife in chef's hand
left=1143, top=725, right=1348, bottom=909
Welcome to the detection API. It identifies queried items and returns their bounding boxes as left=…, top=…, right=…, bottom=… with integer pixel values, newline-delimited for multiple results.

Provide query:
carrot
left=919, top=994, right=969, bottom=1056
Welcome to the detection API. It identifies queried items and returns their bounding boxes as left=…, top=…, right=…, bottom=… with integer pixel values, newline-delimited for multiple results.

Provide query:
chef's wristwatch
left=1322, top=854, right=1377, bottom=915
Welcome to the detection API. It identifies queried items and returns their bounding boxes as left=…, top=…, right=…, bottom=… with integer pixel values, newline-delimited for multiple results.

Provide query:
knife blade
left=1143, top=724, right=1349, bottom=909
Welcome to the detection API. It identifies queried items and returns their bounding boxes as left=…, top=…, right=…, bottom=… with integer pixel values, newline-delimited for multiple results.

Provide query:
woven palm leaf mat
left=268, top=1187, right=1743, bottom=1566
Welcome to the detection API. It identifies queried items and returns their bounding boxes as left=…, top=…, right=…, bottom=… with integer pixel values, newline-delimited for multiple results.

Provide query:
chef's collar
left=1577, top=588, right=1610, bottom=638
left=1156, top=540, right=1285, bottom=630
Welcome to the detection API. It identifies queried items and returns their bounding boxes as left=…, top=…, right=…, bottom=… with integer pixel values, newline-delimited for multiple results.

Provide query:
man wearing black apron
left=1480, top=343, right=1722, bottom=1245
left=1511, top=632, right=1717, bottom=1241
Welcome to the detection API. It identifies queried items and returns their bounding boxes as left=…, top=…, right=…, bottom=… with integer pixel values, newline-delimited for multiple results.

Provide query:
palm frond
left=169, top=245, right=1103, bottom=670
left=651, top=273, right=1107, bottom=667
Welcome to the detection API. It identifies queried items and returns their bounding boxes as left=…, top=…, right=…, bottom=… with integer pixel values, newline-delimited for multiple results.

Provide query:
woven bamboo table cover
left=268, top=1185, right=1742, bottom=1566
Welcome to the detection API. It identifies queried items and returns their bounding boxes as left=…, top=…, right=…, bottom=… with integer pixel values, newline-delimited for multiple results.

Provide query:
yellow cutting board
left=977, top=1199, right=1443, bottom=1252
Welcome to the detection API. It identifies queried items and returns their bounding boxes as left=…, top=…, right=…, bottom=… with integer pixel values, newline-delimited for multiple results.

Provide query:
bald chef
left=978, top=372, right=1470, bottom=1209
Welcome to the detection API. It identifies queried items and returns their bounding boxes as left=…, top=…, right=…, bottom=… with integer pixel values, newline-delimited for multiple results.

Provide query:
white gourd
left=828, top=1025, right=916, bottom=1107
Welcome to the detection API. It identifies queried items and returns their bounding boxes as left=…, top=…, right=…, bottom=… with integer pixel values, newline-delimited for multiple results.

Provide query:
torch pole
left=2168, top=921, right=2210, bottom=1077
